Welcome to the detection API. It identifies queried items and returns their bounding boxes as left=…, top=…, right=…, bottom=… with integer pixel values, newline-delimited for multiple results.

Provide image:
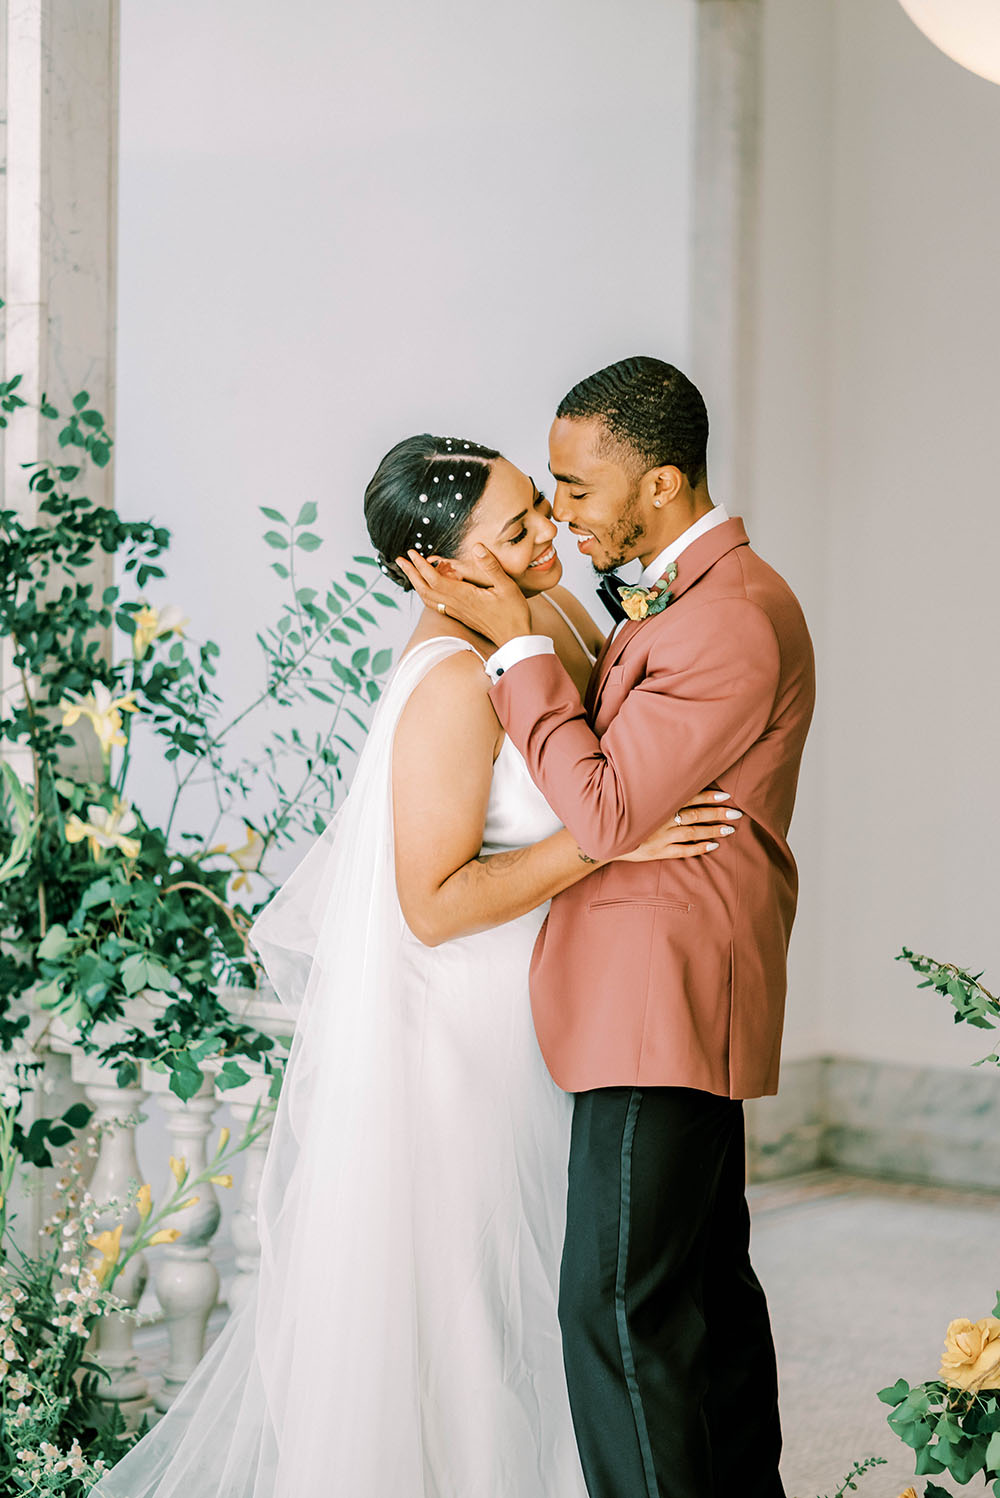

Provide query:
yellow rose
left=621, top=590, right=651, bottom=622
left=939, top=1316, right=1000, bottom=1392
left=897, top=1489, right=918, bottom=1498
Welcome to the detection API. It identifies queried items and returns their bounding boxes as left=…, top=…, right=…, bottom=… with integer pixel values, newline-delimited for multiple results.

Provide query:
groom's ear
left=647, top=464, right=684, bottom=506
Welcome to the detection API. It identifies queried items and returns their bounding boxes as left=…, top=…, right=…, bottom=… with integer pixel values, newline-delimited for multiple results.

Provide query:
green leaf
left=80, top=409, right=104, bottom=428
left=38, top=923, right=73, bottom=960
left=878, top=1380, right=910, bottom=1407
left=987, top=1430, right=1000, bottom=1473
left=924, top=1485, right=952, bottom=1498
left=352, top=555, right=379, bottom=567
left=260, top=506, right=287, bottom=523
left=33, top=979, right=64, bottom=1011
left=373, top=592, right=399, bottom=608
left=144, top=961, right=174, bottom=992
left=61, top=1102, right=93, bottom=1129
left=296, top=531, right=322, bottom=552
left=271, top=561, right=290, bottom=579
left=59, top=464, right=81, bottom=481
left=72, top=390, right=91, bottom=410
left=120, top=954, right=149, bottom=995
left=913, top=1445, right=945, bottom=1475
left=215, top=1059, right=251, bottom=1091
left=372, top=649, right=393, bottom=674
left=296, top=501, right=318, bottom=526
left=345, top=571, right=364, bottom=587
left=263, top=530, right=289, bottom=550
left=167, top=1054, right=204, bottom=1102
left=351, top=647, right=370, bottom=672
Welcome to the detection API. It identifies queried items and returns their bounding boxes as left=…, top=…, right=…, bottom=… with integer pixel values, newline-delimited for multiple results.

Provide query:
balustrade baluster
left=150, top=1079, right=222, bottom=1410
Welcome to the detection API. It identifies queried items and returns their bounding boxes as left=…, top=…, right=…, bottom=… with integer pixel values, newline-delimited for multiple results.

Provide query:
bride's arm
left=392, top=648, right=729, bottom=948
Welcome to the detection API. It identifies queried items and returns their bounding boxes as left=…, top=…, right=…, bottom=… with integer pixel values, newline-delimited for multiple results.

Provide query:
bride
left=95, top=435, right=737, bottom=1498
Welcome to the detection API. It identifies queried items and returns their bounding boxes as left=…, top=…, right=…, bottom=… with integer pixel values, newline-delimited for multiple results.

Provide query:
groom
left=401, top=357, right=814, bottom=1498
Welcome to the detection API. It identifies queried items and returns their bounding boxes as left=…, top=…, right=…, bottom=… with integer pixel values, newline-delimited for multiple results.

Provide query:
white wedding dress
left=95, top=635, right=588, bottom=1498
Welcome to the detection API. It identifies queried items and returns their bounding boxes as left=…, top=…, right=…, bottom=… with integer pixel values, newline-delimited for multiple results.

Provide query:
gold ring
left=437, top=602, right=447, bottom=615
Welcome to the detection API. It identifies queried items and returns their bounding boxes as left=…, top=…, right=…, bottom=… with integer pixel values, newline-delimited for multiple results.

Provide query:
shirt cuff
left=485, top=635, right=555, bottom=685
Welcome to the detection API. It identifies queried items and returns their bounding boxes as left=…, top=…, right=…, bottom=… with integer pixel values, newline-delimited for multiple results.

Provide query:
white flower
left=59, top=682, right=139, bottom=755
left=65, top=798, right=141, bottom=861
left=132, top=602, right=189, bottom=659
left=0, top=1084, right=19, bottom=1108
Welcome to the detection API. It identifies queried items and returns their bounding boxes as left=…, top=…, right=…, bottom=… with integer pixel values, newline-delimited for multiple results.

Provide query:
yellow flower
left=217, top=1127, right=231, bottom=1153
left=60, top=683, right=139, bottom=756
left=87, top=1224, right=123, bottom=1286
left=211, top=824, right=264, bottom=892
left=135, top=1183, right=152, bottom=1220
left=940, top=1317, right=1000, bottom=1392
left=621, top=590, right=651, bottom=622
left=178, top=1196, right=200, bottom=1210
left=169, top=1155, right=187, bottom=1186
left=210, top=1174, right=233, bottom=1189
left=897, top=1489, right=918, bottom=1498
left=132, top=603, right=189, bottom=660
left=64, top=799, right=141, bottom=861
left=148, top=1228, right=180, bottom=1246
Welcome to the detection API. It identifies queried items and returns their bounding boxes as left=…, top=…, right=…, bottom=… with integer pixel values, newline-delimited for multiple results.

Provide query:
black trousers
left=558, top=1086, right=784, bottom=1498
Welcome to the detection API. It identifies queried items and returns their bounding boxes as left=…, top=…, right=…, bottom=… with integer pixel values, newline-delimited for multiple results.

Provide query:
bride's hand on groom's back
left=617, top=792, right=743, bottom=863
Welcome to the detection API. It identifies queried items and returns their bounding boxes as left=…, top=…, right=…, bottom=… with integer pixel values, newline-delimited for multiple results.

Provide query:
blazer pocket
left=603, top=665, right=627, bottom=689
left=588, top=896, right=693, bottom=913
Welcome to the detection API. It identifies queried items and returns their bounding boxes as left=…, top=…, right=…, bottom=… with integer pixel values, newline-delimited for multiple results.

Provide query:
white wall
left=753, top=0, right=1000, bottom=1069
left=116, top=0, right=696, bottom=845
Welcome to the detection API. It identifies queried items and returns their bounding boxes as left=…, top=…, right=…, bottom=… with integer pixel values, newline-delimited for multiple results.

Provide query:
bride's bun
left=364, top=434, right=500, bottom=591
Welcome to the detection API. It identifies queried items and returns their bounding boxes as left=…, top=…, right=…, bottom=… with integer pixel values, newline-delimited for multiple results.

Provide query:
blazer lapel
left=584, top=517, right=752, bottom=719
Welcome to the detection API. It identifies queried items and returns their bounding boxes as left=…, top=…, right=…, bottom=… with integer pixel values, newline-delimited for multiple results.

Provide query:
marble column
left=690, top=0, right=763, bottom=515
left=0, top=0, right=119, bottom=746
left=0, top=0, right=121, bottom=1241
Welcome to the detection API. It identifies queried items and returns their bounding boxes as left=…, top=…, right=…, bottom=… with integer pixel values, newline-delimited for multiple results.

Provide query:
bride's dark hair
left=364, top=433, right=501, bottom=591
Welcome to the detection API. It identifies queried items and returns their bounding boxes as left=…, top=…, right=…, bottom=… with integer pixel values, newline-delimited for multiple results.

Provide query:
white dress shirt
left=486, top=504, right=730, bottom=683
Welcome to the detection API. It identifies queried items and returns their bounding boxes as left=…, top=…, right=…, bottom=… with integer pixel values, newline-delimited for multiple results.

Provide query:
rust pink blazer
left=489, top=518, right=815, bottom=1100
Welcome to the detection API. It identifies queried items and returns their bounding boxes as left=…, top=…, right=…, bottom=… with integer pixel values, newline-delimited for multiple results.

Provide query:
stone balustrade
left=42, top=987, right=292, bottom=1418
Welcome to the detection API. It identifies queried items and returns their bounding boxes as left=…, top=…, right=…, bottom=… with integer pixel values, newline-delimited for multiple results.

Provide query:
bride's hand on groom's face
left=617, top=792, right=743, bottom=863
left=396, top=547, right=533, bottom=647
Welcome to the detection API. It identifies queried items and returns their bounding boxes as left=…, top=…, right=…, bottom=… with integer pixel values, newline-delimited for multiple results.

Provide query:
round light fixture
left=898, top=1, right=1000, bottom=86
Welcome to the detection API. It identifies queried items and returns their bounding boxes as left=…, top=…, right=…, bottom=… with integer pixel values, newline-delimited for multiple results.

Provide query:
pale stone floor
left=750, top=1170, right=1000, bottom=1497
left=136, top=1171, right=1000, bottom=1496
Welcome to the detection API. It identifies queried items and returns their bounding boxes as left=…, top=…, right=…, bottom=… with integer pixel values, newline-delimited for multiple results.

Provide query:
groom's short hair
left=556, top=356, right=709, bottom=488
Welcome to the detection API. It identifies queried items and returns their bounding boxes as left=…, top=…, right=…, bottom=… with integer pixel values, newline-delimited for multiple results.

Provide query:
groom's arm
left=489, top=598, right=781, bottom=862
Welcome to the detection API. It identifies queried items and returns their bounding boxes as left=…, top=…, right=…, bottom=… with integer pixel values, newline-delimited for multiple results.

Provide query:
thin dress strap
left=542, top=594, right=597, bottom=666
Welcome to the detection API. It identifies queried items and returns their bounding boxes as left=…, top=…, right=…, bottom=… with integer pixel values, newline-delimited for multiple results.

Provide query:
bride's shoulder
left=537, top=585, right=605, bottom=654
left=396, top=644, right=498, bottom=737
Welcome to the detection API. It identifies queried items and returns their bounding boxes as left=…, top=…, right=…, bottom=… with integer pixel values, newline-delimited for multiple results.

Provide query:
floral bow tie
left=597, top=563, right=678, bottom=625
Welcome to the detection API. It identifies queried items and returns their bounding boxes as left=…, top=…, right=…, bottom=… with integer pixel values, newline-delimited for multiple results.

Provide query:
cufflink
left=496, top=667, right=504, bottom=676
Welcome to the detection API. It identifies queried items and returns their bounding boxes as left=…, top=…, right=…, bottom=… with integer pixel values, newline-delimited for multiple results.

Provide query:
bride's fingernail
left=720, top=825, right=735, bottom=836
left=714, top=792, right=731, bottom=801
left=725, top=809, right=743, bottom=820
left=706, top=841, right=720, bottom=850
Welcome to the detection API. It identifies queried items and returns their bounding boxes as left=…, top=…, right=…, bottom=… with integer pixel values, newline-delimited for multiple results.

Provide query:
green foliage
left=0, top=1111, right=270, bottom=1492
left=811, top=1455, right=887, bottom=1498
left=0, top=391, right=398, bottom=1110
left=897, top=949, right=1000, bottom=1061
left=878, top=1373, right=1000, bottom=1487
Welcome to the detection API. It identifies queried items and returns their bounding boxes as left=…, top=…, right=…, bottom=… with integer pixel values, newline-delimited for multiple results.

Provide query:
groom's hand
left=396, top=546, right=534, bottom=647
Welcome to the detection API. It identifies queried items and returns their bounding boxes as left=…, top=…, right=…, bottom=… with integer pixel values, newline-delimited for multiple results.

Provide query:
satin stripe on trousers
left=558, top=1086, right=785, bottom=1498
